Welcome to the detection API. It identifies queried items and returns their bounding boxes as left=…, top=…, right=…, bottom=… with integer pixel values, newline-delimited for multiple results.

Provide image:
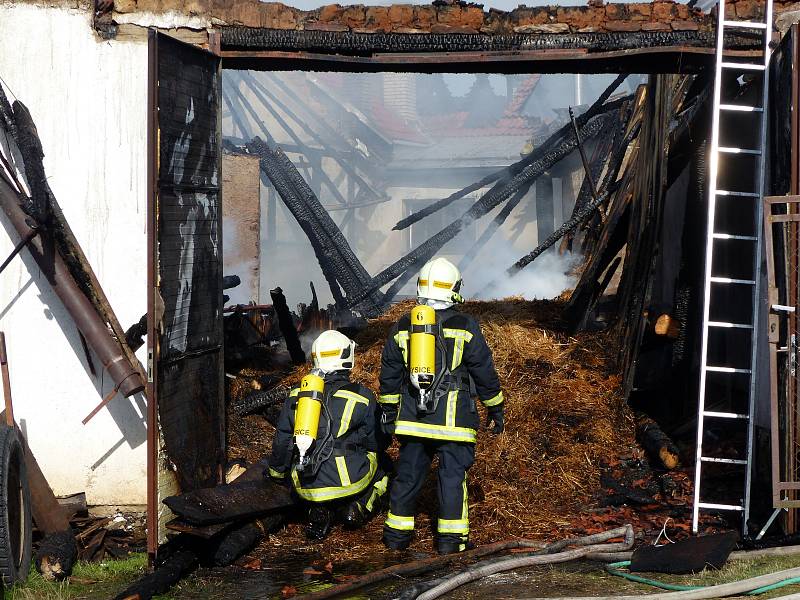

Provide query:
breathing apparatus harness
left=408, top=305, right=470, bottom=416
left=291, top=371, right=349, bottom=478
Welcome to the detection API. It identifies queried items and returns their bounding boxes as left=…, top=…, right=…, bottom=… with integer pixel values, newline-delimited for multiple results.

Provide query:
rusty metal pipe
left=0, top=180, right=144, bottom=397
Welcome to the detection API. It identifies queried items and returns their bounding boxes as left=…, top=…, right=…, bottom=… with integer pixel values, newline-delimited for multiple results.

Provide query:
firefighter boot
left=305, top=505, right=332, bottom=541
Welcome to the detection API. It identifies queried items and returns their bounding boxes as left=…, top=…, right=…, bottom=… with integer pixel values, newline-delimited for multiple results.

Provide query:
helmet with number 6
left=416, top=257, right=464, bottom=304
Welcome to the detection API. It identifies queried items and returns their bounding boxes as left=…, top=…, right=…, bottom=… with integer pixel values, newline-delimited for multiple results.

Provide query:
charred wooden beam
left=163, top=478, right=293, bottom=526
left=114, top=549, right=198, bottom=600
left=270, top=287, right=305, bottom=365
left=635, top=413, right=680, bottom=470
left=349, top=106, right=622, bottom=310
left=393, top=74, right=627, bottom=232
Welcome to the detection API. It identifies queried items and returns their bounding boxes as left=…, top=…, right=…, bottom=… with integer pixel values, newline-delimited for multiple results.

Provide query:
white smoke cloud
left=465, top=246, right=579, bottom=301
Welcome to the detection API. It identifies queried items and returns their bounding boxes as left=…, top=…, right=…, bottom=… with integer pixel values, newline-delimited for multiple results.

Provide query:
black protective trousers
left=383, top=439, right=475, bottom=547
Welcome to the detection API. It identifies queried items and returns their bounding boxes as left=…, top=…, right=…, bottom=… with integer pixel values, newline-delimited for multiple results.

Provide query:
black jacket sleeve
left=356, top=386, right=379, bottom=453
left=267, top=389, right=297, bottom=479
left=463, top=317, right=504, bottom=409
left=378, top=323, right=405, bottom=409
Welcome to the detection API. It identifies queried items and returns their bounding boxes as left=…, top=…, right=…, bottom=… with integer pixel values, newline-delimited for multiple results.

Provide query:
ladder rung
left=718, top=146, right=762, bottom=155
left=698, top=502, right=744, bottom=511
left=701, top=457, right=749, bottom=465
left=716, top=189, right=760, bottom=198
left=719, top=104, right=764, bottom=113
left=707, top=321, right=753, bottom=329
left=705, top=366, right=752, bottom=374
left=703, top=410, right=750, bottom=419
left=713, top=233, right=758, bottom=241
left=722, top=20, right=768, bottom=29
left=721, top=62, right=766, bottom=71
left=710, top=277, right=756, bottom=285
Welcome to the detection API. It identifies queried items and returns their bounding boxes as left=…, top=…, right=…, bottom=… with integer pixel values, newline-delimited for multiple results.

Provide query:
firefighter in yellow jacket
left=268, top=330, right=388, bottom=540
left=379, top=257, right=504, bottom=554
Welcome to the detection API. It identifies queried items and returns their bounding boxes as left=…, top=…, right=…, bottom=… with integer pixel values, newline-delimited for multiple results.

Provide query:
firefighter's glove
left=380, top=408, right=398, bottom=435
left=486, top=406, right=504, bottom=435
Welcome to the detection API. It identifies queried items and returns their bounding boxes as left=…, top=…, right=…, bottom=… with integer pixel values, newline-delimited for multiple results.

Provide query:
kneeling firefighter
left=379, top=257, right=504, bottom=554
left=267, top=330, right=388, bottom=540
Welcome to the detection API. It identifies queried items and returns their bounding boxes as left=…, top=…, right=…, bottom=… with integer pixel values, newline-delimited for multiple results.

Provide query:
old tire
left=0, top=426, right=31, bottom=584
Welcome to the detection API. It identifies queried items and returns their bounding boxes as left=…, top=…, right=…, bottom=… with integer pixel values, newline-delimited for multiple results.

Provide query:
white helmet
left=417, top=257, right=464, bottom=304
left=311, top=330, right=356, bottom=372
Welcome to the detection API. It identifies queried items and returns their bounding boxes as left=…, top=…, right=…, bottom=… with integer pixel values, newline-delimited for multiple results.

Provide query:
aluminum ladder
left=692, top=0, right=774, bottom=536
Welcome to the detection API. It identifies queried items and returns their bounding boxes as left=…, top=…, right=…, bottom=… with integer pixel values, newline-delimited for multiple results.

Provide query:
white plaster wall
left=0, top=4, right=149, bottom=504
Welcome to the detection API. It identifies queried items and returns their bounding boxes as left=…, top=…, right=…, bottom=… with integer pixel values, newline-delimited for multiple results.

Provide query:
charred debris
left=172, top=71, right=731, bottom=566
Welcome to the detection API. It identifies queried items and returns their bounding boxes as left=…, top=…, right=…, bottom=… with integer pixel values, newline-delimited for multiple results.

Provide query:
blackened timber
left=252, top=140, right=382, bottom=314
left=508, top=188, right=612, bottom=276
left=635, top=413, right=680, bottom=470
left=221, top=29, right=759, bottom=56
left=241, top=75, right=381, bottom=204
left=347, top=104, right=622, bottom=309
left=270, top=287, right=305, bottom=365
left=393, top=172, right=506, bottom=232
left=394, top=74, right=627, bottom=233
left=255, top=146, right=347, bottom=307
left=113, top=550, right=198, bottom=600
left=162, top=479, right=293, bottom=526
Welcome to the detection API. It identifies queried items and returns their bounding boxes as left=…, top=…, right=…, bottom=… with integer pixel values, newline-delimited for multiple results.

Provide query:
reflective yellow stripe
left=445, top=390, right=458, bottom=428
left=366, top=475, right=389, bottom=512
left=443, top=328, right=472, bottom=370
left=289, top=388, right=299, bottom=398
left=482, top=391, right=504, bottom=407
left=292, top=452, right=377, bottom=502
left=335, top=456, right=351, bottom=486
left=462, top=477, right=468, bottom=520
left=379, top=394, right=400, bottom=404
left=333, top=390, right=369, bottom=437
left=394, top=420, right=476, bottom=443
left=394, top=331, right=409, bottom=365
left=437, top=518, right=469, bottom=534
left=443, top=328, right=473, bottom=342
left=386, top=511, right=415, bottom=531
left=333, top=390, right=370, bottom=405
left=268, top=467, right=285, bottom=479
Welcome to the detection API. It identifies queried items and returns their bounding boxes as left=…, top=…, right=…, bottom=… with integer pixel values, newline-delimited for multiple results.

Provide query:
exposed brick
left=641, top=21, right=671, bottom=30
left=365, top=6, right=390, bottom=30
left=675, top=3, right=690, bottom=18
left=341, top=4, right=365, bottom=28
left=605, top=3, right=628, bottom=19
left=670, top=19, right=700, bottom=30
left=113, top=0, right=136, bottom=12
left=463, top=6, right=484, bottom=30
left=605, top=19, right=642, bottom=31
left=577, top=25, right=604, bottom=32
left=306, top=21, right=349, bottom=31
left=626, top=3, right=651, bottom=20
left=651, top=1, right=676, bottom=20
left=735, top=0, right=763, bottom=19
left=511, top=6, right=550, bottom=26
left=556, top=7, right=603, bottom=30
left=514, top=22, right=570, bottom=33
left=318, top=4, right=343, bottom=22
left=413, top=5, right=436, bottom=27
left=436, top=5, right=463, bottom=25
left=388, top=3, right=413, bottom=25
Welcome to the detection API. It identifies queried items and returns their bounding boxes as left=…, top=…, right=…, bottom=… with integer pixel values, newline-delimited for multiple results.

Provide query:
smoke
left=222, top=218, right=257, bottom=305
left=465, top=245, right=580, bottom=301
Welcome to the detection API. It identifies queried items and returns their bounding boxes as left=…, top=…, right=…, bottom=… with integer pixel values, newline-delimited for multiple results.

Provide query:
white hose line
left=519, top=565, right=800, bottom=600
left=416, top=526, right=635, bottom=600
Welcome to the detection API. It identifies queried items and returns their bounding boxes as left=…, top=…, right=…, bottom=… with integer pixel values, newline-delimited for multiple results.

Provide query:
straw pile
left=228, top=298, right=636, bottom=561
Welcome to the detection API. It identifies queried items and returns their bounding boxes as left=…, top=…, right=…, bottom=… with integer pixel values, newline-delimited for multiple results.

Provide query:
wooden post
left=0, top=332, right=13, bottom=426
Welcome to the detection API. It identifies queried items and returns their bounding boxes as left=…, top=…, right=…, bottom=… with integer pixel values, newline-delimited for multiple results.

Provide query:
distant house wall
left=0, top=3, right=151, bottom=505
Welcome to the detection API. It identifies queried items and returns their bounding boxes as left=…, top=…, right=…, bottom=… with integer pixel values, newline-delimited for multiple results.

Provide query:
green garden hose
left=606, top=560, right=800, bottom=595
